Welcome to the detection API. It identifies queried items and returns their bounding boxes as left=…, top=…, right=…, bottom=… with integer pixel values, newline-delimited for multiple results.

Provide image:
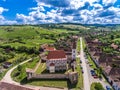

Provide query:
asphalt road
left=80, top=37, right=111, bottom=90
left=80, top=37, right=90, bottom=90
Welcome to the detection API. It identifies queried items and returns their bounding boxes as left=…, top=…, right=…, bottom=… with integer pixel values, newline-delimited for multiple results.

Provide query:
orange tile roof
left=47, top=50, right=66, bottom=60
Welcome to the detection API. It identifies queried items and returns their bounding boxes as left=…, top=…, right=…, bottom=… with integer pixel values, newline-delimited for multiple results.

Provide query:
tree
left=91, top=82, right=105, bottom=90
left=96, top=67, right=103, bottom=78
left=17, top=65, right=22, bottom=72
left=110, top=35, right=114, bottom=40
left=94, top=83, right=104, bottom=90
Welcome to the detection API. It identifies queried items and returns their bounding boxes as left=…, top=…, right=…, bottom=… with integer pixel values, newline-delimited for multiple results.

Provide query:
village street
left=80, top=37, right=91, bottom=90
left=80, top=37, right=111, bottom=90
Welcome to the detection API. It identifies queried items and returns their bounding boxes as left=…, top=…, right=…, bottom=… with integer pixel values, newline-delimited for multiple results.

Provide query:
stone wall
left=28, top=73, right=68, bottom=79
left=26, top=72, right=78, bottom=84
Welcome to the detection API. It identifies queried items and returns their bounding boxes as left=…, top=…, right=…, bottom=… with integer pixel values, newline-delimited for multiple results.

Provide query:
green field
left=0, top=26, right=69, bottom=49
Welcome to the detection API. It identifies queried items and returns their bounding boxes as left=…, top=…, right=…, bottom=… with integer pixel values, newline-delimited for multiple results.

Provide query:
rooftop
left=45, top=46, right=56, bottom=51
left=72, top=42, right=76, bottom=49
left=0, top=82, right=39, bottom=90
left=47, top=50, right=66, bottom=60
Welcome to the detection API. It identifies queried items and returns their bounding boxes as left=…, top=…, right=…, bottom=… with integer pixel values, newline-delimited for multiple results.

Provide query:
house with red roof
left=44, top=46, right=56, bottom=51
left=46, top=50, right=67, bottom=73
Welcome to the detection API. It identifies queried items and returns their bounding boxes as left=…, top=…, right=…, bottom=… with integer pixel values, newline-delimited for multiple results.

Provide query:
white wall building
left=46, top=50, right=67, bottom=73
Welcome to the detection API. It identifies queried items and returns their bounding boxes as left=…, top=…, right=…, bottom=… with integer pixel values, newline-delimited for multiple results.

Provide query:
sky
left=0, top=0, right=120, bottom=25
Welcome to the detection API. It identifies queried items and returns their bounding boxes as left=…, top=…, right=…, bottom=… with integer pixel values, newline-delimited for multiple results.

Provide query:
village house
left=111, top=43, right=119, bottom=49
left=3, top=62, right=12, bottom=68
left=46, top=50, right=67, bottom=73
left=44, top=46, right=56, bottom=51
left=108, top=68, right=120, bottom=90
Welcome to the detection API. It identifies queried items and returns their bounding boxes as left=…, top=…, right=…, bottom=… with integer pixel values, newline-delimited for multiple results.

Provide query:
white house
left=46, top=50, right=67, bottom=73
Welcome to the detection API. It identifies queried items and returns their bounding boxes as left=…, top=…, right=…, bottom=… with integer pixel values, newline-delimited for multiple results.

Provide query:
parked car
left=93, top=75, right=98, bottom=78
left=106, top=85, right=111, bottom=90
left=82, top=70, right=84, bottom=73
left=80, top=60, right=82, bottom=63
left=80, top=66, right=83, bottom=69
left=89, top=64, right=93, bottom=67
left=94, top=68, right=97, bottom=70
left=86, top=61, right=89, bottom=64
left=90, top=70, right=96, bottom=76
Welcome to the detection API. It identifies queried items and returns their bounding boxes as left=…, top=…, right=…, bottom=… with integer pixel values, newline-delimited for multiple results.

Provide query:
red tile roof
left=47, top=50, right=66, bottom=60
left=0, top=82, right=39, bottom=90
left=45, top=47, right=55, bottom=51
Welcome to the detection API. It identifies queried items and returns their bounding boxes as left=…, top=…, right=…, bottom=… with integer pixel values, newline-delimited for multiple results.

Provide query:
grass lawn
left=82, top=38, right=86, bottom=50
left=35, top=63, right=46, bottom=74
left=87, top=55, right=97, bottom=69
left=0, top=70, right=7, bottom=80
left=77, top=38, right=80, bottom=54
left=27, top=79, right=67, bottom=88
left=8, top=53, right=27, bottom=62
left=90, top=82, right=105, bottom=90
left=11, top=57, right=39, bottom=82
left=75, top=58, right=83, bottom=89
left=113, top=38, right=120, bottom=41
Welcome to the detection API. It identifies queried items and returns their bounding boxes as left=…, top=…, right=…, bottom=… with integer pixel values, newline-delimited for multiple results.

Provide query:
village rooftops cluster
left=85, top=37, right=120, bottom=90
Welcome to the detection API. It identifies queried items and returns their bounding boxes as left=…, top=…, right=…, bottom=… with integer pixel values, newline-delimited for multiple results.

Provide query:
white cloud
left=29, top=6, right=45, bottom=12
left=0, top=7, right=17, bottom=25
left=103, top=0, right=117, bottom=5
left=0, top=7, right=8, bottom=14
left=7, top=0, right=120, bottom=24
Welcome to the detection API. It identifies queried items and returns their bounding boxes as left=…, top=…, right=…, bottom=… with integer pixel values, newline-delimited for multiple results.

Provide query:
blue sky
left=0, top=0, right=120, bottom=25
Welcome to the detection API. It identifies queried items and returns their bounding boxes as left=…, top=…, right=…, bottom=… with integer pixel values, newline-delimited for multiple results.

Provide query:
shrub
left=17, top=65, right=22, bottom=72
left=91, top=82, right=105, bottom=90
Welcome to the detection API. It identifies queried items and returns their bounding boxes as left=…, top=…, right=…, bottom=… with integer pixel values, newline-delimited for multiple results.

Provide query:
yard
left=74, top=57, right=83, bottom=89
left=77, top=38, right=80, bottom=54
left=11, top=57, right=39, bottom=82
left=35, top=62, right=46, bottom=74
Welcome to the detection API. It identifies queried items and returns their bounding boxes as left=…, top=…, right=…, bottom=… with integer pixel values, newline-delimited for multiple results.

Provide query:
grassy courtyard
left=11, top=57, right=39, bottom=82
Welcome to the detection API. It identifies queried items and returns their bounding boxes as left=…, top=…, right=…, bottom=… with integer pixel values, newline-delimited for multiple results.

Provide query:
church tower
left=72, top=42, right=76, bottom=60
